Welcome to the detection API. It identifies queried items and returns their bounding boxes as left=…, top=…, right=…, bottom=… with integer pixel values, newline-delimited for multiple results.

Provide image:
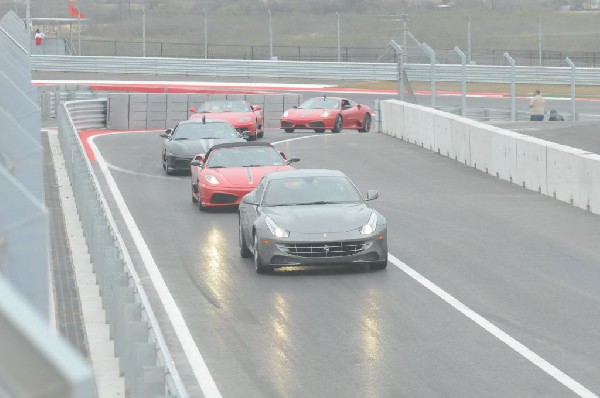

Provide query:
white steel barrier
left=380, top=99, right=600, bottom=215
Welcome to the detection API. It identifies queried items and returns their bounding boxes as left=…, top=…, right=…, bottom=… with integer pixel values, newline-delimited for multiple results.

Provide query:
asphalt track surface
left=90, top=126, right=600, bottom=398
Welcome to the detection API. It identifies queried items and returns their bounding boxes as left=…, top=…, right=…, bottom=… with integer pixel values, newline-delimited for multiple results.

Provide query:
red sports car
left=189, top=100, right=264, bottom=140
left=280, top=96, right=373, bottom=134
left=190, top=141, right=300, bottom=210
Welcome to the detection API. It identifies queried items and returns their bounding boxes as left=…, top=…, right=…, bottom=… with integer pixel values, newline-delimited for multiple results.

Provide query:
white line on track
left=90, top=131, right=597, bottom=398
left=388, top=254, right=598, bottom=398
left=89, top=134, right=223, bottom=398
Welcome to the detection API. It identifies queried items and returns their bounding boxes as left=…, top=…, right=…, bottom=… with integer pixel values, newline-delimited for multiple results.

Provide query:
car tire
left=257, top=127, right=264, bottom=138
left=371, top=260, right=388, bottom=270
left=358, top=114, right=372, bottom=133
left=254, top=234, right=272, bottom=274
left=198, top=200, right=206, bottom=212
left=332, top=115, right=342, bottom=133
left=284, top=128, right=295, bottom=133
left=314, top=128, right=325, bottom=133
left=239, top=218, right=252, bottom=258
left=191, top=181, right=198, bottom=203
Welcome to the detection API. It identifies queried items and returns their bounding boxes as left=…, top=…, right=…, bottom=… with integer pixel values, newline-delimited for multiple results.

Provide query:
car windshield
left=298, top=98, right=340, bottom=110
left=198, top=101, right=251, bottom=113
left=206, top=147, right=285, bottom=168
left=173, top=122, right=239, bottom=139
left=262, top=176, right=362, bottom=207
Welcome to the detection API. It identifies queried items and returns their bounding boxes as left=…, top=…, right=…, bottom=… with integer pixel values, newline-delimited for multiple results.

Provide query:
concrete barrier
left=380, top=100, right=600, bottom=216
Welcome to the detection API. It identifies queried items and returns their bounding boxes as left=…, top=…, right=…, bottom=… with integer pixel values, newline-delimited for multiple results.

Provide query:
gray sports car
left=161, top=118, right=246, bottom=175
left=238, top=169, right=388, bottom=273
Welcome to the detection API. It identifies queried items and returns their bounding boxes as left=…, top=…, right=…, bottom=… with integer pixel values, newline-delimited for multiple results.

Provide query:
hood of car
left=265, top=203, right=371, bottom=233
left=207, top=166, right=293, bottom=186
left=286, top=108, right=335, bottom=118
left=169, top=138, right=246, bottom=155
left=192, top=112, right=252, bottom=125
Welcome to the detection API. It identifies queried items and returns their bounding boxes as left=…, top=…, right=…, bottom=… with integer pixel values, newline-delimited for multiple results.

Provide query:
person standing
left=34, top=29, right=45, bottom=46
left=529, top=89, right=545, bottom=121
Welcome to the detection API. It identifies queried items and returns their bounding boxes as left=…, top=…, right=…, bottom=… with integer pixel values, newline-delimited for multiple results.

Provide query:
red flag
left=68, top=4, right=85, bottom=18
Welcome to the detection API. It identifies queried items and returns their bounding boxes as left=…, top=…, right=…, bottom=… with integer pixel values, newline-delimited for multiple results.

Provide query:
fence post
left=504, top=52, right=516, bottom=121
left=454, top=46, right=467, bottom=117
left=422, top=43, right=436, bottom=108
left=389, top=40, right=404, bottom=101
left=565, top=57, right=577, bottom=121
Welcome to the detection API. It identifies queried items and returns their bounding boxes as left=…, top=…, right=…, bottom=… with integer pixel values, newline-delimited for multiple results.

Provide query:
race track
left=90, top=127, right=600, bottom=398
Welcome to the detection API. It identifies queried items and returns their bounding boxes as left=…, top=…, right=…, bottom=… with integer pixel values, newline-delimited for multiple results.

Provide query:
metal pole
left=390, top=40, right=404, bottom=101
left=336, top=12, right=340, bottom=62
left=565, top=57, right=577, bottom=121
left=538, top=15, right=542, bottom=67
left=203, top=9, right=208, bottom=59
left=142, top=7, right=146, bottom=57
left=467, top=14, right=472, bottom=64
left=268, top=9, right=273, bottom=59
left=454, top=46, right=467, bottom=117
left=402, top=15, right=408, bottom=47
left=423, top=43, right=436, bottom=108
left=25, top=0, right=30, bottom=52
left=504, top=52, right=516, bottom=121
left=77, top=0, right=81, bottom=55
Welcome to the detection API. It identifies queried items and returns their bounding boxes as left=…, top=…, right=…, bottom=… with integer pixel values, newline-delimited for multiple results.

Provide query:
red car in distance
left=280, top=96, right=373, bottom=134
left=190, top=142, right=300, bottom=211
left=189, top=100, right=264, bottom=141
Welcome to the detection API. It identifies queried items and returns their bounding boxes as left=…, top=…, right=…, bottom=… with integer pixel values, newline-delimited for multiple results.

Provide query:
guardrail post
left=504, top=52, right=516, bottom=122
left=454, top=46, right=467, bottom=117
left=565, top=57, right=577, bottom=121
left=422, top=43, right=436, bottom=108
left=389, top=40, right=404, bottom=101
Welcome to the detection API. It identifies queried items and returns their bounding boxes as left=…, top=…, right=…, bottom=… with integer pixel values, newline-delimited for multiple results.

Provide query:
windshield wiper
left=295, top=201, right=339, bottom=205
left=174, top=137, right=189, bottom=141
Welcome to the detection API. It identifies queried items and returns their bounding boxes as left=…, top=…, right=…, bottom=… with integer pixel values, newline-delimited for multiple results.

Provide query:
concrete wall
left=105, top=92, right=302, bottom=131
left=380, top=99, right=600, bottom=215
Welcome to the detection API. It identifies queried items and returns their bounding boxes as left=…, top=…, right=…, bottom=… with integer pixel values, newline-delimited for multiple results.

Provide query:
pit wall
left=380, top=100, right=600, bottom=215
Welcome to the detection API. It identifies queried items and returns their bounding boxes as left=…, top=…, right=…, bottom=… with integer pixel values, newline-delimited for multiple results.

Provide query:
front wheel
left=239, top=217, right=252, bottom=258
left=254, top=235, right=272, bottom=274
left=284, top=128, right=295, bottom=133
left=314, top=128, right=325, bottom=134
left=371, top=260, right=387, bottom=270
left=358, top=114, right=372, bottom=133
left=331, top=115, right=343, bottom=133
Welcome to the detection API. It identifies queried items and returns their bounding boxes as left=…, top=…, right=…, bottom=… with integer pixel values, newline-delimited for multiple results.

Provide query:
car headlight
left=265, top=216, right=289, bottom=238
left=282, top=111, right=289, bottom=117
left=238, top=116, right=252, bottom=123
left=320, top=111, right=330, bottom=118
left=204, top=174, right=219, bottom=185
left=360, top=213, right=377, bottom=235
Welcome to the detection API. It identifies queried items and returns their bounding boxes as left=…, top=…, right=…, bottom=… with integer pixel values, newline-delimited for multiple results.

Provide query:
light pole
left=203, top=8, right=207, bottom=59
left=538, top=15, right=542, bottom=67
left=336, top=12, right=340, bottom=62
left=467, top=14, right=472, bottom=64
left=268, top=9, right=273, bottom=59
left=142, top=7, right=146, bottom=57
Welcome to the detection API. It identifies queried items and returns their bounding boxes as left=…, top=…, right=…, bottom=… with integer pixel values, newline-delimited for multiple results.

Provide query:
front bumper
left=256, top=227, right=388, bottom=268
left=166, top=154, right=194, bottom=172
left=280, top=115, right=336, bottom=130
left=199, top=183, right=254, bottom=207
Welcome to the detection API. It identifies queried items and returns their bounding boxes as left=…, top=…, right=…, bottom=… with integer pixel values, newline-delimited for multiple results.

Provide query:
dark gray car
left=161, top=118, right=246, bottom=175
left=239, top=169, right=388, bottom=273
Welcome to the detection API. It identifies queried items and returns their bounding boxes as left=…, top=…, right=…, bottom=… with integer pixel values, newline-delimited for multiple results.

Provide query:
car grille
left=278, top=241, right=368, bottom=258
left=174, top=158, right=193, bottom=170
left=210, top=193, right=238, bottom=204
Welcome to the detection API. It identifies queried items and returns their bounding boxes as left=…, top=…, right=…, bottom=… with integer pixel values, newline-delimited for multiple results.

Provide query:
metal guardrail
left=59, top=99, right=188, bottom=398
left=31, top=55, right=600, bottom=85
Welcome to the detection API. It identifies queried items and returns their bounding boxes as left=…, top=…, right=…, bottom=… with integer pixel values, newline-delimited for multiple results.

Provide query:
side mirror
left=189, top=107, right=197, bottom=113
left=365, top=190, right=379, bottom=201
left=357, top=104, right=362, bottom=109
left=160, top=128, right=173, bottom=139
left=292, top=105, right=298, bottom=109
left=242, top=194, right=257, bottom=205
left=190, top=160, right=203, bottom=167
left=252, top=105, right=262, bottom=111
left=286, top=157, right=300, bottom=165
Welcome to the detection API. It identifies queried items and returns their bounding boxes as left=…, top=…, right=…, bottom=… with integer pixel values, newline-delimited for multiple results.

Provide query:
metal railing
left=59, top=98, right=188, bottom=398
left=31, top=55, right=600, bottom=86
